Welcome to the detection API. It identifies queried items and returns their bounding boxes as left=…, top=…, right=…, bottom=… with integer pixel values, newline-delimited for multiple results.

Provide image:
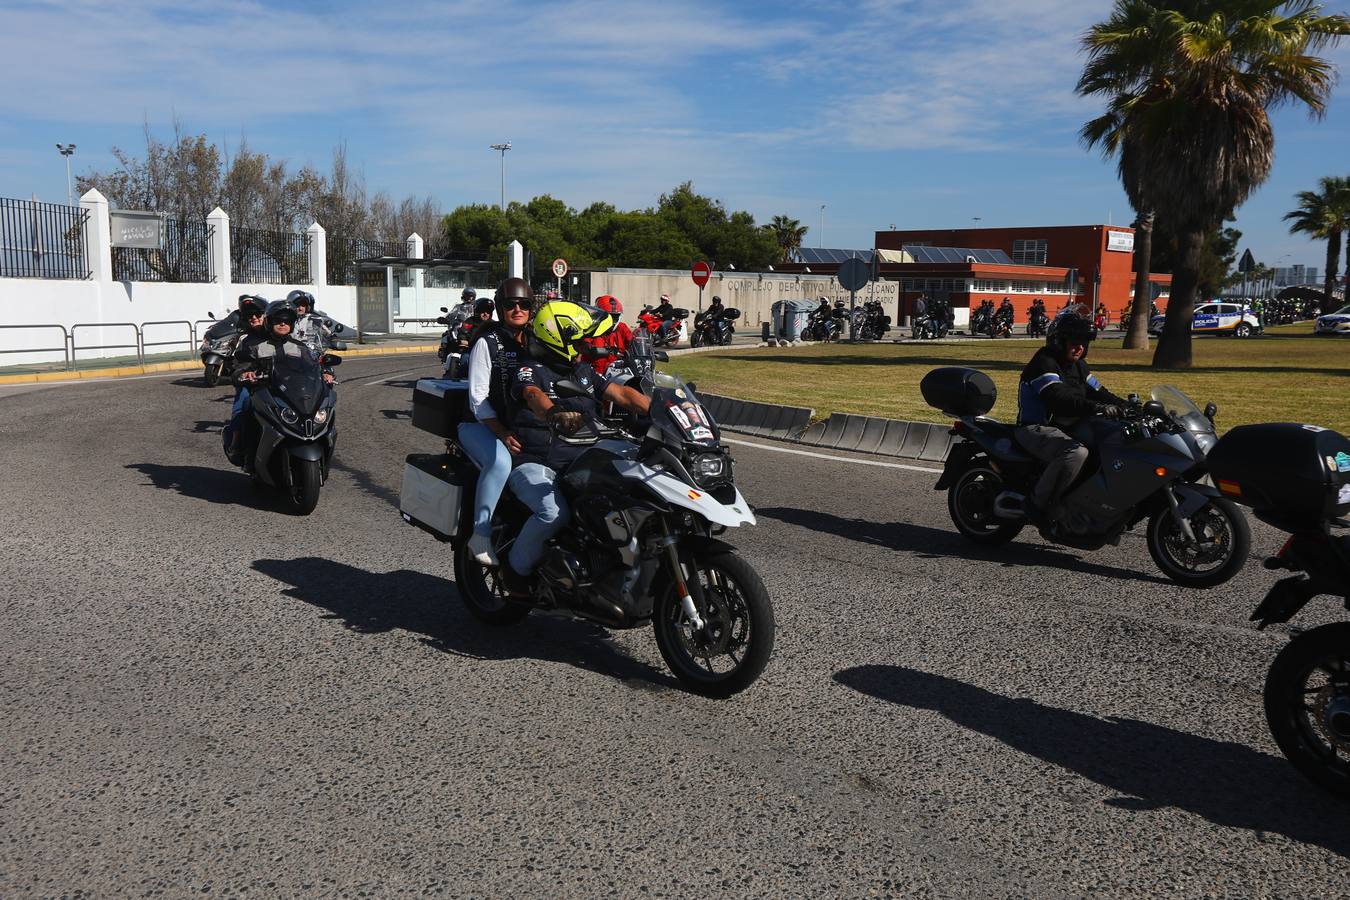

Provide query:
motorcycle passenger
left=287, top=290, right=328, bottom=354
left=459, top=277, right=533, bottom=567
left=220, top=297, right=269, bottom=457
left=584, top=295, right=633, bottom=376
left=499, top=301, right=652, bottom=595
left=1016, top=312, right=1128, bottom=526
left=206, top=294, right=268, bottom=341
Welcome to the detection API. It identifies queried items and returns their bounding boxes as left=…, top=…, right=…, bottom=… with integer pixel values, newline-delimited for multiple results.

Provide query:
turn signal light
left=1154, top=467, right=1167, bottom=477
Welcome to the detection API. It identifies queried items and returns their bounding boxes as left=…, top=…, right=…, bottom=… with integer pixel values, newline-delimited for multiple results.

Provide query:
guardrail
left=140, top=320, right=196, bottom=358
left=71, top=322, right=143, bottom=368
left=0, top=324, right=71, bottom=369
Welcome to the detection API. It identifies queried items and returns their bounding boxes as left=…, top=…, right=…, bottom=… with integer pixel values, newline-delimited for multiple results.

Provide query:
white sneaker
left=467, top=532, right=499, bottom=568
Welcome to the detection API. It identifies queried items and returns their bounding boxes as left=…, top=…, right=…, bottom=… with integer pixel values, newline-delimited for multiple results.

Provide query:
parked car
left=1149, top=302, right=1262, bottom=338
left=1314, top=303, right=1350, bottom=336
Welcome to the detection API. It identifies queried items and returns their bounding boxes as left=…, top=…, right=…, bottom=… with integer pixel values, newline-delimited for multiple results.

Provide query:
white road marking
left=722, top=436, right=942, bottom=473
left=361, top=366, right=440, bottom=387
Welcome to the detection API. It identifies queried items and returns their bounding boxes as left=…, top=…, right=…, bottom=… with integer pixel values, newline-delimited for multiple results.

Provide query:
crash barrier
left=140, top=320, right=196, bottom=359
left=0, top=324, right=71, bottom=369
left=71, top=322, right=143, bottom=368
left=2, top=319, right=230, bottom=371
left=701, top=392, right=957, bottom=463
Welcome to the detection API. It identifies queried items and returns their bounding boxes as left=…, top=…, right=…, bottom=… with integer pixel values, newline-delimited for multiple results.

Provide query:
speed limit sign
left=551, top=258, right=568, bottom=278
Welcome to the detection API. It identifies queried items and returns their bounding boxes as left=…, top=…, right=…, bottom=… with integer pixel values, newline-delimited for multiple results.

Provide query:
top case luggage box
left=412, top=378, right=469, bottom=439
left=1208, top=423, right=1350, bottom=527
left=920, top=367, right=997, bottom=417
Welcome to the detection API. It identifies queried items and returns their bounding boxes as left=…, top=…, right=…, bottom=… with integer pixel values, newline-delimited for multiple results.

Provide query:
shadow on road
left=834, top=664, right=1350, bottom=857
left=756, top=506, right=1169, bottom=585
left=191, top=420, right=221, bottom=434
left=380, top=409, right=412, bottom=420
left=327, top=457, right=399, bottom=509
left=124, top=462, right=272, bottom=510
left=253, top=556, right=674, bottom=690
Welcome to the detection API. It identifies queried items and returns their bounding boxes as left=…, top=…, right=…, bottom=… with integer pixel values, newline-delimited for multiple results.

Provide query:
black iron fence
left=230, top=225, right=311, bottom=284
left=112, top=219, right=215, bottom=282
left=327, top=236, right=405, bottom=285
left=0, top=197, right=90, bottom=280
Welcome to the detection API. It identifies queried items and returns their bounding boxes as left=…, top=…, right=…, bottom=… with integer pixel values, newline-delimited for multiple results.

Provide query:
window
left=1012, top=239, right=1048, bottom=266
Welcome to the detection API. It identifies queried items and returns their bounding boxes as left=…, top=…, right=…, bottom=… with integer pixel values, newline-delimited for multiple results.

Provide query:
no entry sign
left=551, top=258, right=568, bottom=278
left=691, top=261, right=712, bottom=287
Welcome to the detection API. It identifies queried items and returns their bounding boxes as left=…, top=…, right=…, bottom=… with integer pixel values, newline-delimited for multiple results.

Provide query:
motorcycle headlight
left=277, top=404, right=299, bottom=424
left=313, top=408, right=329, bottom=424
left=692, top=452, right=726, bottom=483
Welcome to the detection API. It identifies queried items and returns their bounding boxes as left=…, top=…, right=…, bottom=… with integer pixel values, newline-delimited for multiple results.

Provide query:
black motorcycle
left=436, top=301, right=477, bottom=378
left=1028, top=308, right=1049, bottom=338
left=1206, top=423, right=1350, bottom=797
left=200, top=314, right=243, bottom=387
left=970, top=305, right=995, bottom=338
left=853, top=302, right=891, bottom=341
left=691, top=307, right=741, bottom=347
left=924, top=367, right=1250, bottom=588
left=230, top=351, right=341, bottom=515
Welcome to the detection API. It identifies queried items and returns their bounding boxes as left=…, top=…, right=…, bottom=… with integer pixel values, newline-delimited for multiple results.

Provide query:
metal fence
left=230, top=225, right=311, bottom=284
left=112, top=220, right=215, bottom=283
left=0, top=319, right=217, bottom=372
left=327, top=236, right=405, bottom=285
left=0, top=197, right=90, bottom=280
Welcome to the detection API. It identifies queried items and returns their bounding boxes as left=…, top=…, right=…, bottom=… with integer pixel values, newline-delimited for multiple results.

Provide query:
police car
left=1148, top=301, right=1262, bottom=337
left=1314, top=303, right=1350, bottom=335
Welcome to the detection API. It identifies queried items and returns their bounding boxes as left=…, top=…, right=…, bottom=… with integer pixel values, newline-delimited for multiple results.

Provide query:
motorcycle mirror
left=320, top=354, right=342, bottom=367
left=553, top=378, right=590, bottom=399
left=653, top=350, right=669, bottom=362
left=1143, top=399, right=1166, bottom=417
left=333, top=323, right=344, bottom=332
left=207, top=311, right=216, bottom=319
left=1203, top=402, right=1218, bottom=421
left=687, top=381, right=698, bottom=393
left=440, top=307, right=448, bottom=312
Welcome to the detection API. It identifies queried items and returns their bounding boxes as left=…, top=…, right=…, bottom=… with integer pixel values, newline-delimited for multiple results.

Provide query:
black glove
left=1095, top=403, right=1122, bottom=419
left=547, top=407, right=583, bottom=434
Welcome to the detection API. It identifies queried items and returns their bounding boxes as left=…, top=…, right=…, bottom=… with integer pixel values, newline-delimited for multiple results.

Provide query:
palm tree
left=1284, top=176, right=1350, bottom=314
left=763, top=215, right=808, bottom=263
left=1080, top=0, right=1349, bottom=368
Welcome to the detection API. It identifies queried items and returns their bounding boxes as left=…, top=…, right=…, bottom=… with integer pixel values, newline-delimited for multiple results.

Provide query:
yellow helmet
left=531, top=301, right=609, bottom=363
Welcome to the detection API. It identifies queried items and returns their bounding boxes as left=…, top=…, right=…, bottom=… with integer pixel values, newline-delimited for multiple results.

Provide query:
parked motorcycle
left=230, top=351, right=341, bottom=515
left=399, top=367, right=775, bottom=697
left=638, top=306, right=690, bottom=348
left=924, top=367, right=1250, bottom=588
left=1205, top=423, right=1350, bottom=797
left=690, top=307, right=740, bottom=347
left=802, top=307, right=845, bottom=342
left=853, top=301, right=891, bottom=341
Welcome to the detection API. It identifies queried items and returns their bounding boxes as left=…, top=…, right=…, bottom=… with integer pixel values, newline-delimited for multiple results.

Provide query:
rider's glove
left=547, top=408, right=584, bottom=434
left=1095, top=403, right=1123, bottom=419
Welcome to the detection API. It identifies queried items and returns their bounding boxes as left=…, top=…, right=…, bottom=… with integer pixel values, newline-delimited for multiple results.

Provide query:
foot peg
left=993, top=491, right=1028, bottom=521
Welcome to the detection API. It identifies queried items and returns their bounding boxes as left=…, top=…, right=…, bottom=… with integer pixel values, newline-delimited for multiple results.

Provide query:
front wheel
left=1145, top=495, right=1250, bottom=588
left=1265, top=623, right=1350, bottom=799
left=288, top=457, right=322, bottom=515
left=453, top=540, right=530, bottom=625
left=654, top=550, right=774, bottom=698
left=203, top=362, right=222, bottom=387
left=1235, top=322, right=1253, bottom=338
left=947, top=463, right=1024, bottom=545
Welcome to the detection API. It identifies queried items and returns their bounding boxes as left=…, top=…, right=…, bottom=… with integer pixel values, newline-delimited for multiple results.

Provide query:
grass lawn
left=667, top=323, right=1350, bottom=434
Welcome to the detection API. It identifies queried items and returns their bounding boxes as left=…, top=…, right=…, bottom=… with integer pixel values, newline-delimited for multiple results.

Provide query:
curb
left=0, top=344, right=437, bottom=385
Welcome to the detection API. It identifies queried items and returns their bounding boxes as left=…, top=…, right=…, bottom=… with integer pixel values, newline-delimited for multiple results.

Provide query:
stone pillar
left=207, top=207, right=231, bottom=302
left=407, top=232, right=425, bottom=301
left=79, top=188, right=112, bottom=283
left=507, top=239, right=524, bottom=278
left=307, top=221, right=327, bottom=289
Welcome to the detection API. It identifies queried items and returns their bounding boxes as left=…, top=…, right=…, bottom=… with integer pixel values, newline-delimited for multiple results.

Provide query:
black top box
left=412, top=378, right=469, bottom=439
left=920, top=367, right=997, bottom=417
left=1208, top=423, right=1350, bottom=528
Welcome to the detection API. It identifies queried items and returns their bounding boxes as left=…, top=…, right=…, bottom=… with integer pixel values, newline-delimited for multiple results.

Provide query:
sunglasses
left=501, top=300, right=530, bottom=311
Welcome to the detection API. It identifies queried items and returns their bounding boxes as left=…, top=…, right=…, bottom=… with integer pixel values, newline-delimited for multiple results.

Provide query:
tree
left=1284, top=176, right=1350, bottom=313
left=763, top=215, right=809, bottom=263
left=1079, top=0, right=1349, bottom=368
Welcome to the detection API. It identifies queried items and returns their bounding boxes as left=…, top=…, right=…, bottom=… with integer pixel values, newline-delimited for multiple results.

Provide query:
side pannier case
left=920, top=367, right=997, bottom=417
left=1207, top=423, right=1350, bottom=528
left=412, top=378, right=468, bottom=438
left=400, top=453, right=475, bottom=541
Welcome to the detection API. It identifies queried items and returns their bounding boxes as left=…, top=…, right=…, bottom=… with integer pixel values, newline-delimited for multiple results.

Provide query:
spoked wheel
left=947, top=464, right=1023, bottom=545
left=452, top=541, right=529, bottom=626
left=203, top=363, right=222, bottom=387
left=1265, top=623, right=1350, bottom=799
left=1146, top=496, right=1249, bottom=587
left=654, top=551, right=774, bottom=698
left=288, top=458, right=322, bottom=515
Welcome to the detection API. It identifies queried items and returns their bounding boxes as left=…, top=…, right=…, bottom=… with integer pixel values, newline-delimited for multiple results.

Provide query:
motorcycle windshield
left=651, top=374, right=718, bottom=447
left=1151, top=385, right=1212, bottom=434
left=271, top=351, right=325, bottom=416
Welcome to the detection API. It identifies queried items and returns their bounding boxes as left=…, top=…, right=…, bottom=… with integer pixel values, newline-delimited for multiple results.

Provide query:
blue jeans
left=222, top=386, right=250, bottom=453
left=456, top=421, right=512, bottom=538
left=506, top=463, right=569, bottom=576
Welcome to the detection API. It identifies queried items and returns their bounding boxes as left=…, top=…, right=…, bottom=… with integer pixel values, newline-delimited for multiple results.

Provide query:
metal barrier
left=139, top=320, right=196, bottom=359
left=0, top=323, right=71, bottom=369
left=71, top=323, right=142, bottom=368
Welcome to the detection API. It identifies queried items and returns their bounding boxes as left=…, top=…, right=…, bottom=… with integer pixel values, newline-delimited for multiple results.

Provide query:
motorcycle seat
left=970, top=419, right=1035, bottom=462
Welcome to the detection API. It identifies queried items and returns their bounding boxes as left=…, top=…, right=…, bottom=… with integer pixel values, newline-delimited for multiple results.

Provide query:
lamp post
left=819, top=204, right=825, bottom=248
left=55, top=143, right=76, bottom=206
left=489, top=142, right=511, bottom=213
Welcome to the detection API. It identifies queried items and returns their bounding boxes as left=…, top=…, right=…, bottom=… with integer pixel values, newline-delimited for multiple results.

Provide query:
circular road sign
left=691, top=261, right=712, bottom=288
left=837, top=257, right=871, bottom=292
left=551, top=258, right=568, bottom=278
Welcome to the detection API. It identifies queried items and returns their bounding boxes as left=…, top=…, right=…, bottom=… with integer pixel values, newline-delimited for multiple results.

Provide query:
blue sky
left=3, top=0, right=1349, bottom=270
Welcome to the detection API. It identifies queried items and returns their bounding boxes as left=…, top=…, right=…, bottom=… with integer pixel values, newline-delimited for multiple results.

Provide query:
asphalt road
left=2, top=354, right=1347, bottom=898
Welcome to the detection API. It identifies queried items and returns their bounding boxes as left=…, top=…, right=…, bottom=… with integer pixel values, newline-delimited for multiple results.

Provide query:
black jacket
left=1018, top=347, right=1125, bottom=426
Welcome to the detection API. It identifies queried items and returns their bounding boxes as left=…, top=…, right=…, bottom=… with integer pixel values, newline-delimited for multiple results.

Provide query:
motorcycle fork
left=658, top=520, right=705, bottom=631
left=1162, top=485, right=1199, bottom=546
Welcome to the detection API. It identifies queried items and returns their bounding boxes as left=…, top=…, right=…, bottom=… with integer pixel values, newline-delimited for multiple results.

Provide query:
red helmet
left=595, top=295, right=623, bottom=317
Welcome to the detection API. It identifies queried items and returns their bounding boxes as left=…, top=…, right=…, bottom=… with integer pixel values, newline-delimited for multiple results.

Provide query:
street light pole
left=55, top=143, right=76, bottom=206
left=819, top=204, right=825, bottom=248
left=489, top=142, right=511, bottom=213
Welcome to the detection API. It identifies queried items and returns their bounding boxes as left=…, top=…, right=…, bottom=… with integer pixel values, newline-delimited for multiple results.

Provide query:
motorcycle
left=690, top=307, right=740, bottom=347
left=1028, top=308, right=1049, bottom=338
left=924, top=367, right=1251, bottom=588
left=200, top=312, right=245, bottom=387
left=436, top=301, right=477, bottom=378
left=802, top=307, right=845, bottom=342
left=638, top=307, right=690, bottom=348
left=992, top=310, right=1014, bottom=338
left=294, top=314, right=349, bottom=357
left=970, top=305, right=995, bottom=338
left=230, top=351, right=341, bottom=515
left=1205, top=423, right=1350, bottom=797
left=852, top=302, right=891, bottom=341
left=399, top=363, right=775, bottom=697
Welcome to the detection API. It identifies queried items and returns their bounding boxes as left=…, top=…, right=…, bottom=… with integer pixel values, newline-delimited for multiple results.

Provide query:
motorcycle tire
left=1145, top=496, right=1250, bottom=588
left=203, top=363, right=222, bottom=387
left=453, top=540, right=530, bottom=626
left=1264, top=622, right=1350, bottom=799
left=947, top=464, right=1024, bottom=545
left=653, top=549, right=774, bottom=698
left=289, top=457, right=323, bottom=515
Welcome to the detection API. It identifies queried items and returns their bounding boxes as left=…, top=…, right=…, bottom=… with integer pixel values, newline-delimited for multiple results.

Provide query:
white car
left=1314, top=304, right=1350, bottom=335
left=1149, top=301, right=1262, bottom=338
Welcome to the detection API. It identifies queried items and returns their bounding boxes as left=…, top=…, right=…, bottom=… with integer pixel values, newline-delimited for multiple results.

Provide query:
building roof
left=795, top=247, right=875, bottom=264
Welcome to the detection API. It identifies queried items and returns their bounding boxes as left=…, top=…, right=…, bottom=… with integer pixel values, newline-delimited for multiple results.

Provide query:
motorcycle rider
left=584, top=295, right=633, bottom=375
left=206, top=294, right=269, bottom=340
left=459, top=277, right=533, bottom=567
left=1016, top=312, right=1128, bottom=527
left=287, top=290, right=331, bottom=354
left=997, top=297, right=1015, bottom=329
left=219, top=296, right=269, bottom=457
left=498, top=300, right=652, bottom=595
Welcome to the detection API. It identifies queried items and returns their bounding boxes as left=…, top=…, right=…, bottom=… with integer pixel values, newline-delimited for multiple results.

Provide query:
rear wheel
left=1146, top=496, right=1249, bottom=588
left=288, top=457, right=322, bottom=515
left=654, top=550, right=774, bottom=698
left=947, top=463, right=1024, bottom=545
left=1265, top=623, right=1350, bottom=799
left=203, top=363, right=222, bottom=387
left=453, top=541, right=530, bottom=625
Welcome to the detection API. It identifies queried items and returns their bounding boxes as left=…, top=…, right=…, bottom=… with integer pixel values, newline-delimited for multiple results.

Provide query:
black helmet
left=494, top=277, right=533, bottom=320
left=286, top=289, right=315, bottom=310
left=238, top=295, right=266, bottom=319
left=1047, top=312, right=1095, bottom=352
left=265, top=299, right=298, bottom=331
left=461, top=287, right=478, bottom=302
left=474, top=298, right=495, bottom=318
